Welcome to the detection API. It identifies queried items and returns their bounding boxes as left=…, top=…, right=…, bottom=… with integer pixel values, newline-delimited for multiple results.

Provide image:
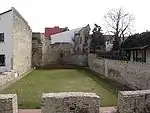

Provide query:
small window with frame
left=0, top=33, right=4, bottom=42
left=0, top=55, right=5, bottom=66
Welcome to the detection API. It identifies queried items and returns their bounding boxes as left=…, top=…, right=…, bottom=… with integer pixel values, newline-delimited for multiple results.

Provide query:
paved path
left=19, top=106, right=117, bottom=113
left=19, top=109, right=41, bottom=113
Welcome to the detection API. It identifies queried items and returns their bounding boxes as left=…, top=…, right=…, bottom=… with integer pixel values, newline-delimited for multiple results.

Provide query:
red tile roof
left=44, top=26, right=63, bottom=38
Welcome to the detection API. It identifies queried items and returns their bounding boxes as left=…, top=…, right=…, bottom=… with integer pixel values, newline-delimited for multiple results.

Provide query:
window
left=0, top=55, right=5, bottom=66
left=0, top=33, right=4, bottom=42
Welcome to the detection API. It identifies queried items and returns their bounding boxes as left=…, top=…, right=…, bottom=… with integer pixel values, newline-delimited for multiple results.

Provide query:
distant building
left=104, top=35, right=114, bottom=51
left=73, top=25, right=91, bottom=54
left=0, top=7, right=32, bottom=74
left=121, top=32, right=150, bottom=64
left=44, top=26, right=68, bottom=39
left=51, top=27, right=82, bottom=44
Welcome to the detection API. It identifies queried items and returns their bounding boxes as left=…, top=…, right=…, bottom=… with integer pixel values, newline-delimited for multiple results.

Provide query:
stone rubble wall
left=41, top=92, right=100, bottom=113
left=117, top=90, right=150, bottom=113
left=0, top=71, right=18, bottom=87
left=32, top=37, right=88, bottom=67
left=0, top=94, right=18, bottom=113
left=32, top=33, right=43, bottom=67
left=12, top=8, right=32, bottom=76
left=88, top=54, right=150, bottom=90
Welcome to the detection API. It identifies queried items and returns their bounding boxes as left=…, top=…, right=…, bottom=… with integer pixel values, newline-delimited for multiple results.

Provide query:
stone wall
left=32, top=33, right=42, bottom=67
left=32, top=34, right=88, bottom=67
left=88, top=54, right=150, bottom=90
left=117, top=90, right=150, bottom=113
left=0, top=94, right=18, bottom=113
left=0, top=71, right=18, bottom=87
left=41, top=40, right=88, bottom=67
left=12, top=8, right=32, bottom=75
left=41, top=92, right=100, bottom=113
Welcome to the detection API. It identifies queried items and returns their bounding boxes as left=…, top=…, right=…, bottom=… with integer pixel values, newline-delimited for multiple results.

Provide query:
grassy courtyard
left=1, top=69, right=128, bottom=108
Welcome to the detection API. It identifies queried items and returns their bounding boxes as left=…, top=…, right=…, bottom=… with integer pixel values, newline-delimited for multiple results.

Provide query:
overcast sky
left=0, top=0, right=150, bottom=33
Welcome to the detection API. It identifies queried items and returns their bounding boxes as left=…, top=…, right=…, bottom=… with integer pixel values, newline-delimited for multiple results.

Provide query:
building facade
left=0, top=7, right=32, bottom=75
left=73, top=25, right=91, bottom=54
left=51, top=27, right=82, bottom=44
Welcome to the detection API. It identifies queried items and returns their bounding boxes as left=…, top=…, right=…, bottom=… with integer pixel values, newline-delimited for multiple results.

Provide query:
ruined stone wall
left=42, top=42, right=87, bottom=67
left=32, top=33, right=42, bottom=67
left=88, top=54, right=150, bottom=90
left=41, top=92, right=100, bottom=113
left=12, top=8, right=32, bottom=75
left=117, top=90, right=150, bottom=113
left=42, top=38, right=54, bottom=66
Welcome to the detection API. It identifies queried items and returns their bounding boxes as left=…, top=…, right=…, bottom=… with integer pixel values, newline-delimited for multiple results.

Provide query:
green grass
left=1, top=69, right=128, bottom=108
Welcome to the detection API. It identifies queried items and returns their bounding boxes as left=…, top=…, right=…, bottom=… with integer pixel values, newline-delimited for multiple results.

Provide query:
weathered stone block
left=41, top=92, right=100, bottom=113
left=117, top=90, right=150, bottom=113
left=0, top=94, right=18, bottom=113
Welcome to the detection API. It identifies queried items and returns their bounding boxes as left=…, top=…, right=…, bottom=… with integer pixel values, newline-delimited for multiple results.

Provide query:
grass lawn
left=1, top=69, right=128, bottom=108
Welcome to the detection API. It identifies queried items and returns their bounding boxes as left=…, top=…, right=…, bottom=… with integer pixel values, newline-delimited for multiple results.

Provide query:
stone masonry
left=41, top=92, right=100, bottom=113
left=12, top=7, right=32, bottom=75
left=0, top=94, right=18, bottom=113
left=32, top=32, right=43, bottom=67
left=88, top=54, right=150, bottom=90
left=0, top=70, right=18, bottom=87
left=117, top=90, right=150, bottom=113
left=32, top=35, right=88, bottom=67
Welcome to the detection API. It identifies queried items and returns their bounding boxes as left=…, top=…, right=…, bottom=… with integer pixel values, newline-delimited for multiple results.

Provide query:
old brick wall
left=12, top=8, right=32, bottom=75
left=88, top=54, right=150, bottom=90
left=117, top=90, right=150, bottom=113
left=41, top=92, right=100, bottom=113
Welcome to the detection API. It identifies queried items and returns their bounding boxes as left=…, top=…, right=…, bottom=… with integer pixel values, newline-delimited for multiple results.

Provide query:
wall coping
left=0, top=94, right=17, bottom=99
left=42, top=92, right=100, bottom=99
left=119, top=90, right=150, bottom=96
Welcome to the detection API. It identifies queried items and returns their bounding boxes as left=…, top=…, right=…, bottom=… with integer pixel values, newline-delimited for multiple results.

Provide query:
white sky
left=0, top=0, right=150, bottom=33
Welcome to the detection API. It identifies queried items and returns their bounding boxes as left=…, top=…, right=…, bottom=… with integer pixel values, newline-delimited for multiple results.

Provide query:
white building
left=105, top=41, right=113, bottom=51
left=51, top=27, right=82, bottom=44
left=0, top=7, right=32, bottom=74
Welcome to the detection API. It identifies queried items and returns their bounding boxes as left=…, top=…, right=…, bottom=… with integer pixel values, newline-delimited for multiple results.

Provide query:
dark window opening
left=0, top=33, right=4, bottom=42
left=0, top=55, right=5, bottom=66
left=60, top=53, right=64, bottom=58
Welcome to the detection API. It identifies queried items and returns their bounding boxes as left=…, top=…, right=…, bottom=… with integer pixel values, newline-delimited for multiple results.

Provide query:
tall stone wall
left=12, top=8, right=32, bottom=75
left=41, top=92, right=100, bottom=113
left=42, top=41, right=87, bottom=67
left=88, top=54, right=150, bottom=90
left=32, top=34, right=88, bottom=67
left=117, top=90, right=150, bottom=113
left=32, top=33, right=42, bottom=67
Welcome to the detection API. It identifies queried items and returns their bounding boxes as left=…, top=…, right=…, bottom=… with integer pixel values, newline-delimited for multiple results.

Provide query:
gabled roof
left=0, top=9, right=12, bottom=16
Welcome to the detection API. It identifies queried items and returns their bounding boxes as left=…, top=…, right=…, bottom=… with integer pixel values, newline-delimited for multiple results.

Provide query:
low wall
left=41, top=92, right=100, bottom=113
left=117, top=90, right=150, bottom=113
left=88, top=54, right=150, bottom=90
left=0, top=71, right=18, bottom=87
left=0, top=94, right=18, bottom=113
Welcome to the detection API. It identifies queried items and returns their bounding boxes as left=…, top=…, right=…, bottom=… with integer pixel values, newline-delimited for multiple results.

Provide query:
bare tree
left=104, top=8, right=135, bottom=50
